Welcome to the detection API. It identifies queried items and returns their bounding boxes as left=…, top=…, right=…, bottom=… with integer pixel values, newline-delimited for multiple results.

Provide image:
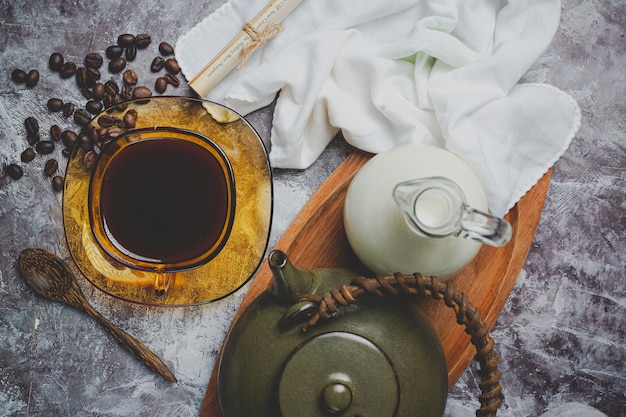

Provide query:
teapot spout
left=268, top=250, right=318, bottom=302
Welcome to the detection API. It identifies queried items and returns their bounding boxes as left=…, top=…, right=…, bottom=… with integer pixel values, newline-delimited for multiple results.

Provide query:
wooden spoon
left=18, top=248, right=177, bottom=383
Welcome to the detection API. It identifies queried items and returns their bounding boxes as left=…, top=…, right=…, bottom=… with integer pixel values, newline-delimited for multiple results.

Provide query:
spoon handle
left=81, top=301, right=177, bottom=383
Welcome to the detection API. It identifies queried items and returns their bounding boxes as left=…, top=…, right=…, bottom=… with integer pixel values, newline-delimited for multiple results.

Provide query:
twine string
left=237, top=22, right=284, bottom=70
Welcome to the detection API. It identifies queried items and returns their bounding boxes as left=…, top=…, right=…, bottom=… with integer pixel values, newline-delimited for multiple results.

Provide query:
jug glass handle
left=392, top=177, right=512, bottom=247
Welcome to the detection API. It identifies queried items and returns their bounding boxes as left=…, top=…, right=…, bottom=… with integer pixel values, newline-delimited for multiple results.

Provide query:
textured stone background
left=0, top=1, right=624, bottom=416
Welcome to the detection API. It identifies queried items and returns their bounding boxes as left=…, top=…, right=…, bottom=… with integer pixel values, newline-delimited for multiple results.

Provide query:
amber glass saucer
left=63, top=97, right=272, bottom=306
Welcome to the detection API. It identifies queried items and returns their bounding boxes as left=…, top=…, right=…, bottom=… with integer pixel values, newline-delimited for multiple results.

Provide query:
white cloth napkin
left=176, top=0, right=580, bottom=216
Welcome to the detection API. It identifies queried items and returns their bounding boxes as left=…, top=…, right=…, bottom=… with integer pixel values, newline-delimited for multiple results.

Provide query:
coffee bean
left=21, top=148, right=35, bottom=162
left=60, top=61, right=77, bottom=78
left=84, top=52, right=103, bottom=69
left=163, top=73, right=180, bottom=87
left=106, top=45, right=123, bottom=59
left=5, top=163, right=23, bottom=180
left=159, top=42, right=175, bottom=56
left=50, top=125, right=62, bottom=141
left=76, top=67, right=93, bottom=88
left=81, top=126, right=99, bottom=143
left=123, top=109, right=137, bottom=128
left=86, top=100, right=103, bottom=115
left=132, top=86, right=152, bottom=100
left=49, top=53, right=64, bottom=71
left=46, top=98, right=63, bottom=112
left=106, top=126, right=124, bottom=138
left=35, top=140, right=54, bottom=154
left=86, top=66, right=101, bottom=83
left=123, top=69, right=138, bottom=85
left=155, top=77, right=167, bottom=94
left=62, top=102, right=75, bottom=118
left=74, top=108, right=92, bottom=126
left=11, top=69, right=27, bottom=83
left=104, top=79, right=120, bottom=95
left=52, top=175, right=64, bottom=192
left=150, top=56, right=165, bottom=72
left=122, top=84, right=133, bottom=100
left=61, top=130, right=78, bottom=148
left=27, top=133, right=40, bottom=146
left=83, top=151, right=96, bottom=170
left=117, top=33, right=136, bottom=47
left=135, top=34, right=151, bottom=49
left=112, top=93, right=127, bottom=111
left=44, top=159, right=58, bottom=177
left=103, top=93, right=114, bottom=108
left=92, top=82, right=105, bottom=100
left=164, top=58, right=180, bottom=75
left=108, top=57, right=126, bottom=73
left=25, top=70, right=39, bottom=87
left=80, top=87, right=93, bottom=99
left=25, top=117, right=39, bottom=135
left=62, top=148, right=72, bottom=158
left=125, top=45, right=137, bottom=62
left=98, top=114, right=123, bottom=128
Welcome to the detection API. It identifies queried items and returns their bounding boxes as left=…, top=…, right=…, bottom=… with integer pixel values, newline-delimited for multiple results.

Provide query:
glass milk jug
left=344, top=144, right=512, bottom=279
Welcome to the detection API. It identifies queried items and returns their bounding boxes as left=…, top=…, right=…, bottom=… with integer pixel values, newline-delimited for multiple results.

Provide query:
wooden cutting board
left=201, top=150, right=551, bottom=416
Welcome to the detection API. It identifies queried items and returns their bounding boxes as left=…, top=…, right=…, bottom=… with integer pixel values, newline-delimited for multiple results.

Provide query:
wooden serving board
left=201, top=150, right=551, bottom=416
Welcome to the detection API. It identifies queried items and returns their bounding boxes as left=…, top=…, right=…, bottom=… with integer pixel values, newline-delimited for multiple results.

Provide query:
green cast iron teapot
left=217, top=250, right=502, bottom=417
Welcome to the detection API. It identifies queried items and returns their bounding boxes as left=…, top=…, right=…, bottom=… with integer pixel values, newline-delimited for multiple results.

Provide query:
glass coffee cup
left=88, top=127, right=236, bottom=296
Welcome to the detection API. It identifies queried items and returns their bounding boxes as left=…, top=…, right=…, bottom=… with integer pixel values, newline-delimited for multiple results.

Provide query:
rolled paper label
left=189, top=0, right=304, bottom=97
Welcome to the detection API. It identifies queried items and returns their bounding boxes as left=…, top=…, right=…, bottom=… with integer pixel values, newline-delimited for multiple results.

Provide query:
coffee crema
left=90, top=131, right=235, bottom=271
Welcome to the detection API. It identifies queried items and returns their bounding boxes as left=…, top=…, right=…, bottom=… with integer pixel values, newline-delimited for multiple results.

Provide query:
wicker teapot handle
left=297, top=272, right=502, bottom=417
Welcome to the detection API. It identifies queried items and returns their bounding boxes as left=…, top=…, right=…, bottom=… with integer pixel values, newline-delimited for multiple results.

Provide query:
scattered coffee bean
left=49, top=53, right=64, bottom=71
left=105, top=126, right=124, bottom=138
left=27, top=133, right=40, bottom=146
left=44, top=159, right=58, bottom=177
left=155, top=77, right=167, bottom=94
left=105, top=45, right=123, bottom=59
left=74, top=108, right=92, bottom=126
left=47, top=98, right=64, bottom=112
left=132, top=86, right=152, bottom=100
left=125, top=45, right=137, bottom=61
left=81, top=126, right=98, bottom=143
left=5, top=163, right=24, bottom=180
left=112, top=93, right=127, bottom=110
left=35, top=140, right=54, bottom=154
left=163, top=73, right=180, bottom=87
left=86, top=100, right=103, bottom=115
left=92, top=82, right=105, bottom=100
left=97, top=114, right=123, bottom=128
left=135, top=34, right=151, bottom=49
left=52, top=175, right=64, bottom=192
left=60, top=61, right=77, bottom=78
left=150, top=56, right=165, bottom=72
left=123, top=109, right=137, bottom=128
left=25, top=70, right=39, bottom=87
left=11, top=69, right=27, bottom=83
left=62, top=102, right=75, bottom=118
left=83, top=151, right=96, bottom=170
left=61, top=130, right=78, bottom=148
left=108, top=57, right=126, bottom=73
left=62, top=148, right=72, bottom=158
left=84, top=52, right=103, bottom=69
left=122, top=84, right=133, bottom=100
left=123, top=69, right=138, bottom=85
left=103, top=93, right=114, bottom=108
left=25, top=117, right=39, bottom=135
left=86, top=67, right=101, bottom=83
left=50, top=125, right=62, bottom=141
left=104, top=79, right=120, bottom=95
left=159, top=42, right=175, bottom=56
left=164, top=58, right=180, bottom=75
left=76, top=67, right=93, bottom=88
left=80, top=87, right=93, bottom=99
left=117, top=33, right=136, bottom=47
left=21, top=148, right=35, bottom=162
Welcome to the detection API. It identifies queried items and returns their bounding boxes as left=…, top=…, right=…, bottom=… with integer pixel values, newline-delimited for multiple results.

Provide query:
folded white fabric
left=176, top=0, right=580, bottom=216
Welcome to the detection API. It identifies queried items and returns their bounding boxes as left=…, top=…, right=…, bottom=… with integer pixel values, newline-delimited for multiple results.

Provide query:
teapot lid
left=278, top=332, right=399, bottom=416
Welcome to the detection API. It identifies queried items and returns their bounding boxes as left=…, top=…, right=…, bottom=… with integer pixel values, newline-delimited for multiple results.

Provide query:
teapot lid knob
left=321, top=382, right=352, bottom=413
